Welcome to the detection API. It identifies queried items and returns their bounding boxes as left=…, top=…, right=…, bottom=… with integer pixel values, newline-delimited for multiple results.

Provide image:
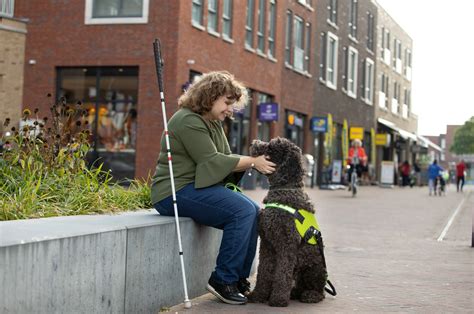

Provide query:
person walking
left=151, top=71, right=276, bottom=305
left=427, top=160, right=443, bottom=196
left=400, top=160, right=411, bottom=187
left=413, top=159, right=421, bottom=186
left=456, top=159, right=466, bottom=192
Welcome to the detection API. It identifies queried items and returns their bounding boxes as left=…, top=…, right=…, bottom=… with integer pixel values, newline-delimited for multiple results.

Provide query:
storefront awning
left=416, top=135, right=443, bottom=152
left=377, top=118, right=418, bottom=141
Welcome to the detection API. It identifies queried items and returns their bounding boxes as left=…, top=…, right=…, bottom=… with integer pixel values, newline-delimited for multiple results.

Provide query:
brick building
left=374, top=1, right=418, bottom=182
left=312, top=0, right=378, bottom=184
left=14, top=0, right=418, bottom=186
left=0, top=0, right=27, bottom=135
left=15, top=0, right=318, bottom=181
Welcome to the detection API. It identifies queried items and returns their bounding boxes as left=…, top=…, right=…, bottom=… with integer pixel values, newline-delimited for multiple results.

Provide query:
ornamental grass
left=0, top=95, right=151, bottom=221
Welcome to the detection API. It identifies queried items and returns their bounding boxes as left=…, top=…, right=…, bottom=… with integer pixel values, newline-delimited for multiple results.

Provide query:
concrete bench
left=0, top=210, right=222, bottom=313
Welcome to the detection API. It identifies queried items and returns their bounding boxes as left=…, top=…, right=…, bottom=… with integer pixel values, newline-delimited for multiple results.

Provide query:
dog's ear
left=250, top=139, right=269, bottom=157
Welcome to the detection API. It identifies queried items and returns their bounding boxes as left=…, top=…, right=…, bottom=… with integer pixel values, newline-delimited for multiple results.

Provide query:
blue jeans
left=154, top=183, right=259, bottom=285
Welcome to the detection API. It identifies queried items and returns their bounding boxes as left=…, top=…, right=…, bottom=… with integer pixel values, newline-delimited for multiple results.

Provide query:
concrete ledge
left=0, top=210, right=222, bottom=313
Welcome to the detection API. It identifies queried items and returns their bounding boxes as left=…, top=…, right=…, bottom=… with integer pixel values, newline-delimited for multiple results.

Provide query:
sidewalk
left=167, top=185, right=474, bottom=313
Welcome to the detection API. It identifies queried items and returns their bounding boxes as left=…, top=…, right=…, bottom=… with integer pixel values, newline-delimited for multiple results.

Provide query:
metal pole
left=153, top=38, right=191, bottom=309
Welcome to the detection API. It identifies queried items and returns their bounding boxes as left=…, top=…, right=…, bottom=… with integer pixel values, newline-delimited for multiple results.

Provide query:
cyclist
left=346, top=139, right=368, bottom=191
left=428, top=159, right=444, bottom=196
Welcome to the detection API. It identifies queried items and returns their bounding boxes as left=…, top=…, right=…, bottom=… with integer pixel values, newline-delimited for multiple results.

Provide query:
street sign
left=350, top=127, right=364, bottom=140
left=375, top=133, right=390, bottom=146
left=258, top=103, right=279, bottom=121
left=310, top=116, right=327, bottom=132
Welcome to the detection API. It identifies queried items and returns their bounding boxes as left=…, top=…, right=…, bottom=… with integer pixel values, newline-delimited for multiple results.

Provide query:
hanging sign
left=350, top=127, right=364, bottom=140
left=258, top=103, right=279, bottom=122
left=310, top=117, right=327, bottom=132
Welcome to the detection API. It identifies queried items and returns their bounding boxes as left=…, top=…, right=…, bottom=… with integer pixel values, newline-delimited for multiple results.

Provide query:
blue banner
left=258, top=103, right=279, bottom=122
left=310, top=117, right=328, bottom=133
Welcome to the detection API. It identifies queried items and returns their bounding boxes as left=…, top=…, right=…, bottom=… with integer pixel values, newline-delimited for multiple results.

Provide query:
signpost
left=380, top=161, right=395, bottom=187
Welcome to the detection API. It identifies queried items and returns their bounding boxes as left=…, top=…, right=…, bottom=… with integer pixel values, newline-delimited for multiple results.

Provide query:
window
left=363, top=58, right=374, bottom=104
left=192, top=0, right=204, bottom=26
left=349, top=0, right=358, bottom=39
left=326, top=32, right=339, bottom=89
left=57, top=67, right=139, bottom=179
left=285, top=10, right=293, bottom=64
left=346, top=47, right=358, bottom=98
left=404, top=48, right=412, bottom=80
left=381, top=27, right=391, bottom=65
left=319, top=32, right=327, bottom=81
left=304, top=22, right=311, bottom=72
left=379, top=73, right=389, bottom=108
left=367, top=12, right=374, bottom=52
left=403, top=88, right=411, bottom=118
left=222, top=0, right=233, bottom=39
left=293, top=16, right=305, bottom=71
left=207, top=0, right=218, bottom=33
left=268, top=0, right=276, bottom=58
left=85, top=0, right=149, bottom=24
left=391, top=81, right=400, bottom=114
left=393, top=39, right=402, bottom=73
left=298, top=0, right=312, bottom=7
left=0, top=0, right=14, bottom=18
left=328, top=0, right=338, bottom=26
left=257, top=0, right=266, bottom=52
left=246, top=0, right=255, bottom=48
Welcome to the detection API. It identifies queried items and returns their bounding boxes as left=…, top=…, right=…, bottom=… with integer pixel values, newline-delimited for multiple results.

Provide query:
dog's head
left=250, top=137, right=305, bottom=187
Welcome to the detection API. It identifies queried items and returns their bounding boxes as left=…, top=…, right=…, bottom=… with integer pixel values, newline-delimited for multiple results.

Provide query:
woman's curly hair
left=178, top=71, right=248, bottom=115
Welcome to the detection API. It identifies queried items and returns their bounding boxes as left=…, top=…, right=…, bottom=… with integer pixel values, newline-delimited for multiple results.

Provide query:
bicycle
left=347, top=156, right=360, bottom=197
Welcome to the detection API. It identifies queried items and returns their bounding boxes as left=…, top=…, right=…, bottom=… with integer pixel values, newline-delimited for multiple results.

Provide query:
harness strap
left=264, top=202, right=337, bottom=297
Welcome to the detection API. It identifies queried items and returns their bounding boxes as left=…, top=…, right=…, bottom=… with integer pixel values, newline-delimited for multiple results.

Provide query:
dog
left=248, top=137, right=331, bottom=307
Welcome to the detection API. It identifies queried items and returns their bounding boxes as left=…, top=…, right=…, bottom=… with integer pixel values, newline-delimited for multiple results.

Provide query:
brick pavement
left=167, top=185, right=474, bottom=313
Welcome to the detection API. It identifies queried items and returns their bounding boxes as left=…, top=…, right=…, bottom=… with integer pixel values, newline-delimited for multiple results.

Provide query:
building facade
left=374, top=2, right=418, bottom=182
left=14, top=0, right=418, bottom=186
left=313, top=0, right=378, bottom=184
left=15, top=0, right=319, bottom=182
left=0, top=0, right=27, bottom=135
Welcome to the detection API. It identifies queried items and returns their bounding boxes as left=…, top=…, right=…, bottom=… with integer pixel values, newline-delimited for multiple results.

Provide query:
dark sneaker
left=237, top=278, right=251, bottom=296
left=206, top=277, right=247, bottom=305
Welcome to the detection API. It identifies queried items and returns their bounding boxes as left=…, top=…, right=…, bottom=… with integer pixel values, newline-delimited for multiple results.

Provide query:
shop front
left=57, top=66, right=138, bottom=181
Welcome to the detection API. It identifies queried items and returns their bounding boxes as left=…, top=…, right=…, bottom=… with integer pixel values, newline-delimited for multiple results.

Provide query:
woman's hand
left=253, top=155, right=276, bottom=174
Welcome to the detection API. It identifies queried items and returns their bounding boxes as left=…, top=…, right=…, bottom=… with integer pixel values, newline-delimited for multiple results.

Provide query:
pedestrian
left=413, top=159, right=421, bottom=186
left=456, top=159, right=466, bottom=192
left=151, top=71, right=276, bottom=305
left=427, top=159, right=443, bottom=196
left=400, top=160, right=411, bottom=187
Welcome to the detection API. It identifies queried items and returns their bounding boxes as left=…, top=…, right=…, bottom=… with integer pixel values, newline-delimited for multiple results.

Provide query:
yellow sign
left=349, top=127, right=364, bottom=140
left=375, top=133, right=389, bottom=145
left=287, top=114, right=294, bottom=125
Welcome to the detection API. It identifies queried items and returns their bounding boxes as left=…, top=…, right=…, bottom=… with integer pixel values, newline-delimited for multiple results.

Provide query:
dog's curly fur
left=248, top=137, right=328, bottom=307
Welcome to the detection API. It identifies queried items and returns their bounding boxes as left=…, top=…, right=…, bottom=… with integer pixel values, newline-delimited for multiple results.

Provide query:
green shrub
left=0, top=95, right=151, bottom=221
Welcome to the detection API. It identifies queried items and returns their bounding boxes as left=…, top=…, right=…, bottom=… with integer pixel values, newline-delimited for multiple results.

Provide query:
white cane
left=153, top=38, right=192, bottom=309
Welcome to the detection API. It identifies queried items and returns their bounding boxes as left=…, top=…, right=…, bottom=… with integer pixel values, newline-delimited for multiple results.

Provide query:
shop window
left=57, top=67, right=138, bottom=180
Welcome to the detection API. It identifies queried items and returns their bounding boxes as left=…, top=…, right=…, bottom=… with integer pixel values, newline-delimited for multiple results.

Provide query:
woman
left=151, top=71, right=275, bottom=305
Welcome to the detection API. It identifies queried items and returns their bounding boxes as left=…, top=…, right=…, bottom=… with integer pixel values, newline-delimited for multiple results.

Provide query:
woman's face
left=206, top=95, right=235, bottom=121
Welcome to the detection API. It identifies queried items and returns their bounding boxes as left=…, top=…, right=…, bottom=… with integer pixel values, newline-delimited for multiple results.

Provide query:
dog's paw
left=299, top=290, right=325, bottom=303
left=268, top=298, right=289, bottom=307
left=247, top=291, right=268, bottom=303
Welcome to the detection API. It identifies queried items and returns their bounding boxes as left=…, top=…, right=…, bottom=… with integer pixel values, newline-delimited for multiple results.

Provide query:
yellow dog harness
left=264, top=202, right=321, bottom=245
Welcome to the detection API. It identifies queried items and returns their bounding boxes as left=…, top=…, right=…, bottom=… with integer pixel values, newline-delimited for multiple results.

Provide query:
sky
left=376, top=0, right=474, bottom=136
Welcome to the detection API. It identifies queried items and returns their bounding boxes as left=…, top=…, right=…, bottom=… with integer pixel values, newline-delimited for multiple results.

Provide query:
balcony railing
left=0, top=0, right=14, bottom=18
